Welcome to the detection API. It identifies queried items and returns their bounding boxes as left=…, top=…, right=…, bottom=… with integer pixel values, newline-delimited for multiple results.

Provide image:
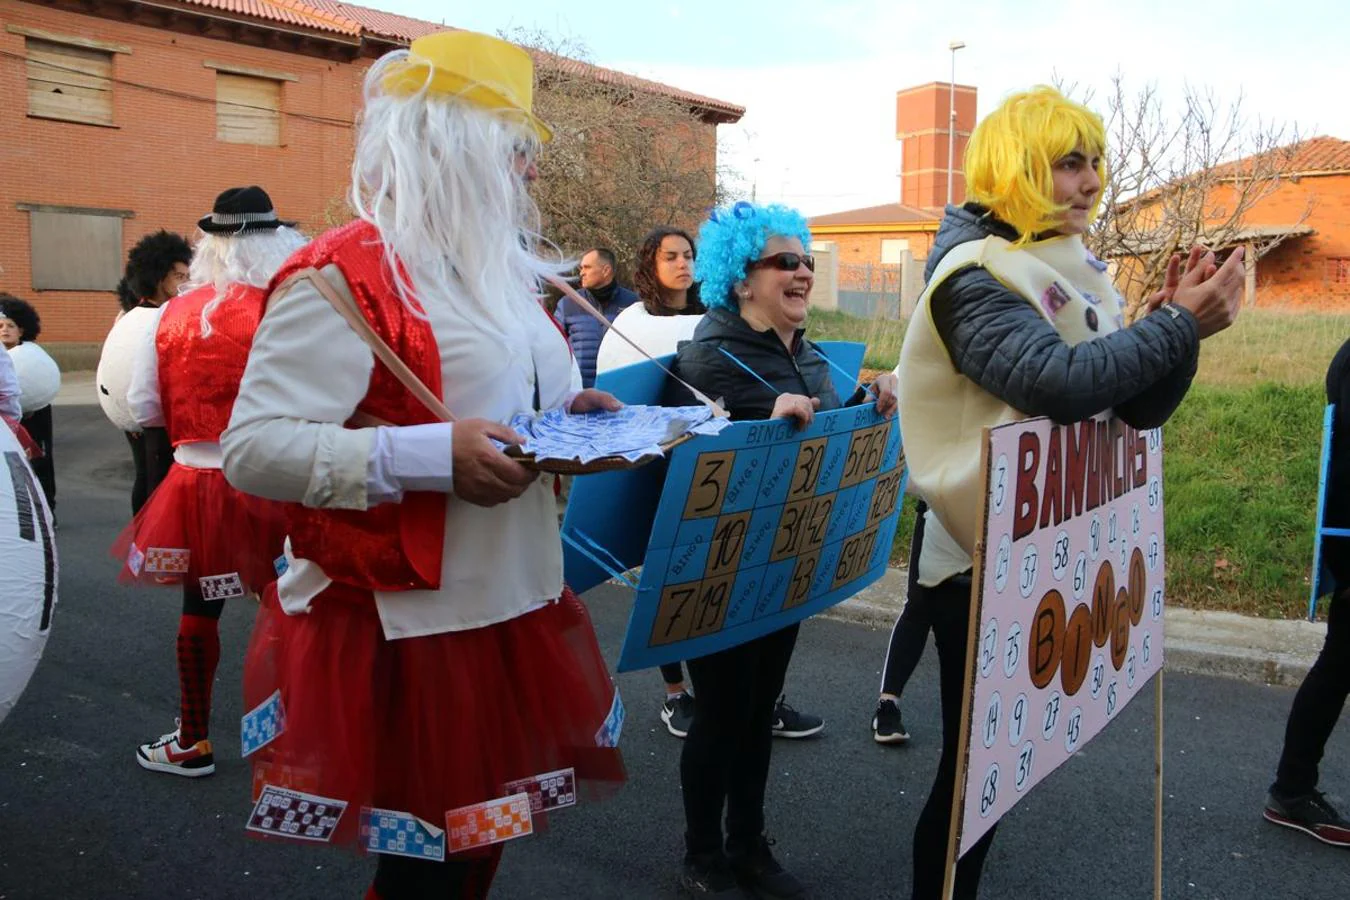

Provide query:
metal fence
left=837, top=262, right=903, bottom=318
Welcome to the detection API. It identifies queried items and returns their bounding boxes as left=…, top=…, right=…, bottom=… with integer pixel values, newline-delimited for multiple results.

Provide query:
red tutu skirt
left=243, top=583, right=626, bottom=851
left=111, top=462, right=284, bottom=592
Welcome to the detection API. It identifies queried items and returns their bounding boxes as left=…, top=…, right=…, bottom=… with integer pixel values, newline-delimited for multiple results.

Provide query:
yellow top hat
left=382, top=30, right=553, bottom=143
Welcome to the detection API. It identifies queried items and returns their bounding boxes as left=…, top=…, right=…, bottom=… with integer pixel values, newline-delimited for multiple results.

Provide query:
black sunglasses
left=746, top=252, right=815, bottom=273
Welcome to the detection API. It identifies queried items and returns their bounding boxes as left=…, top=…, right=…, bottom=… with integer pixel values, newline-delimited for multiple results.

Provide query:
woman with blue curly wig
left=665, top=202, right=897, bottom=898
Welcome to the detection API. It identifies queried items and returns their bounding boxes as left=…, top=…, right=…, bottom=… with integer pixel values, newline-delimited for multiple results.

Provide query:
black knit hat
left=197, top=186, right=295, bottom=234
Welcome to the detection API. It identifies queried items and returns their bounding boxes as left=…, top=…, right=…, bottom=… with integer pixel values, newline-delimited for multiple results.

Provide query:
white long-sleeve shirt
left=222, top=264, right=574, bottom=639
left=0, top=347, right=20, bottom=420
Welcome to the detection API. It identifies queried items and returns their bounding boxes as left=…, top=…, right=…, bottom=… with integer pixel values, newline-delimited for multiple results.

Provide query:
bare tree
left=1063, top=74, right=1310, bottom=314
left=504, top=28, right=734, bottom=281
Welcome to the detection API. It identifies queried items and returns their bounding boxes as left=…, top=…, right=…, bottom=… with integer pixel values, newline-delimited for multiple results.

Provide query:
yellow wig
left=963, top=86, right=1107, bottom=243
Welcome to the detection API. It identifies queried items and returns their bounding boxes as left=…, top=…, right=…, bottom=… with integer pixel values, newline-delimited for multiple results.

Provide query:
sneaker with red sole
left=136, top=726, right=215, bottom=778
left=1263, top=790, right=1350, bottom=848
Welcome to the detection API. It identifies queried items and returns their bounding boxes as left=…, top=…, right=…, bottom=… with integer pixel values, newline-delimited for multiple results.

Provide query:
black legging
left=127, top=426, right=173, bottom=514
left=660, top=662, right=685, bottom=687
left=21, top=404, right=54, bottom=513
left=881, top=503, right=936, bottom=697
left=681, top=623, right=799, bottom=857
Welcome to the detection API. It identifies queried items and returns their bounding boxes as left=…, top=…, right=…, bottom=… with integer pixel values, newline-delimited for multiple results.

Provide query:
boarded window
left=26, top=38, right=114, bottom=125
left=216, top=73, right=281, bottom=146
left=24, top=207, right=126, bottom=291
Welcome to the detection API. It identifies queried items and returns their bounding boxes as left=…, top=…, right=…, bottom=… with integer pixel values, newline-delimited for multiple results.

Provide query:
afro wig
left=114, top=276, right=140, bottom=312
left=125, top=230, right=192, bottom=303
left=695, top=202, right=812, bottom=311
left=0, top=294, right=41, bottom=342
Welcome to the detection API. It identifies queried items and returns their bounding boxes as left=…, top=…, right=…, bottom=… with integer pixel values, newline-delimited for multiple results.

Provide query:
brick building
left=0, top=0, right=742, bottom=352
left=807, top=82, right=973, bottom=316
left=1115, top=136, right=1350, bottom=310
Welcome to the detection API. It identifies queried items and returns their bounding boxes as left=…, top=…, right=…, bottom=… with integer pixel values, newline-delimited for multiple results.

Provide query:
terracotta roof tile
left=302, top=0, right=440, bottom=40
left=808, top=203, right=941, bottom=227
left=176, top=0, right=361, bottom=35
left=1210, top=135, right=1350, bottom=179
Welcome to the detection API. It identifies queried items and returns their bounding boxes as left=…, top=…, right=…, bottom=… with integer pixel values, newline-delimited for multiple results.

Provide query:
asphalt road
left=1, top=404, right=1346, bottom=899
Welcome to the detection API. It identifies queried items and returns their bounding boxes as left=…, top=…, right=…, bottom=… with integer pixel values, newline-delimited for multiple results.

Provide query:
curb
left=819, top=568, right=1326, bottom=688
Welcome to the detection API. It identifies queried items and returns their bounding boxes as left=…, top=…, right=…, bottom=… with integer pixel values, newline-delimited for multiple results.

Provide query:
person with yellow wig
left=894, top=86, right=1246, bottom=899
left=221, top=31, right=625, bottom=898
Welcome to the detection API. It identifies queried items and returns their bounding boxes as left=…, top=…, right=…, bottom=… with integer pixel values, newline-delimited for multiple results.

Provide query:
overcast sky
left=377, top=0, right=1346, bottom=215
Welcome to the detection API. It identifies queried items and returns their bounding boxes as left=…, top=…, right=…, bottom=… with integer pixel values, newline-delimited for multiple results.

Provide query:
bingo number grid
left=618, top=405, right=905, bottom=671
left=957, top=414, right=1165, bottom=856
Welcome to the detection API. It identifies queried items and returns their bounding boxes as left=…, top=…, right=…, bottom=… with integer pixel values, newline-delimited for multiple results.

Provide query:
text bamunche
left=1012, top=418, right=1149, bottom=542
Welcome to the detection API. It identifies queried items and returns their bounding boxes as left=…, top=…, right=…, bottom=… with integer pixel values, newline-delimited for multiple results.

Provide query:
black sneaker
left=679, top=851, right=740, bottom=895
left=1263, top=790, right=1350, bottom=847
left=662, top=691, right=696, bottom=739
left=872, top=698, right=910, bottom=744
left=771, top=695, right=823, bottom=739
left=729, top=837, right=806, bottom=899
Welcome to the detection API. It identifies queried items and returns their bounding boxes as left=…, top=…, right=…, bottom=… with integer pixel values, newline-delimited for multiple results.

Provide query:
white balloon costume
left=7, top=342, right=61, bottom=415
left=0, top=421, right=57, bottom=725
left=96, top=308, right=158, bottom=433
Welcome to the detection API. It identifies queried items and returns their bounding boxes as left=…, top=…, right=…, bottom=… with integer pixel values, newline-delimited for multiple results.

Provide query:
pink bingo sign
left=956, top=413, right=1165, bottom=856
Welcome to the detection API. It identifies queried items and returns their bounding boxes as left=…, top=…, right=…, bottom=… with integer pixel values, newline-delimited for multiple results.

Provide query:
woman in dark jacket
left=667, top=202, right=896, bottom=898
left=897, top=87, right=1245, bottom=900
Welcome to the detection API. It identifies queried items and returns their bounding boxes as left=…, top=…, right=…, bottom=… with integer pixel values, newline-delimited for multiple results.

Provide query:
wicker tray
left=505, top=432, right=694, bottom=475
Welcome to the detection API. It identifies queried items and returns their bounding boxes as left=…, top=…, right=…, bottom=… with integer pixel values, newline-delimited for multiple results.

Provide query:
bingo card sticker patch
left=143, top=547, right=190, bottom=574
left=240, top=689, right=286, bottom=757
left=504, top=768, right=578, bottom=814
left=445, top=794, right=534, bottom=852
left=595, top=688, right=625, bottom=748
left=360, top=807, right=447, bottom=862
left=247, top=785, right=346, bottom=843
left=200, top=572, right=245, bottom=601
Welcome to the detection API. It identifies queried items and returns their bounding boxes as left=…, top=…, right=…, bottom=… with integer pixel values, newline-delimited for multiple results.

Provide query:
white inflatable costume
left=0, top=422, right=57, bottom=724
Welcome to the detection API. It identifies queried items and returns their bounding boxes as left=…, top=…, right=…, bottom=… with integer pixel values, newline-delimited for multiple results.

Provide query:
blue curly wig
left=695, top=202, right=812, bottom=311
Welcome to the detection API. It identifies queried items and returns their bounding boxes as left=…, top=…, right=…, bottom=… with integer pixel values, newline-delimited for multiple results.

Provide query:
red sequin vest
left=272, top=220, right=446, bottom=592
left=157, top=284, right=265, bottom=445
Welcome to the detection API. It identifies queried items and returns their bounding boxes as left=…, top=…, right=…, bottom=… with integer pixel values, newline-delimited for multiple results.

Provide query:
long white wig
left=349, top=50, right=568, bottom=346
left=191, top=226, right=307, bottom=336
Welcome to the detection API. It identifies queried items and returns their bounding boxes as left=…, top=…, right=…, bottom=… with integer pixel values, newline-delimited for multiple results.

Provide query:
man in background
left=556, top=247, right=637, bottom=387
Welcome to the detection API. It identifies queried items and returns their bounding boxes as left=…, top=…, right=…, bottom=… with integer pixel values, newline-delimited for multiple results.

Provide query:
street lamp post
left=947, top=40, right=966, bottom=208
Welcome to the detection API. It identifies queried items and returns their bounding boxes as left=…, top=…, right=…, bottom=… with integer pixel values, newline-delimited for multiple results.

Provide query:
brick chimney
left=896, top=82, right=977, bottom=209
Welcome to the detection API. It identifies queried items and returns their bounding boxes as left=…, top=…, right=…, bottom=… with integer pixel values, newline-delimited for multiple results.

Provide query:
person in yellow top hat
left=221, top=30, right=625, bottom=899
left=894, top=86, right=1247, bottom=900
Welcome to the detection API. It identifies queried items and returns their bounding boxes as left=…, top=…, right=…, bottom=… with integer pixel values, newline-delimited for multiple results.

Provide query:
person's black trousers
left=1273, top=586, right=1349, bottom=797
left=681, top=623, right=799, bottom=857
left=21, top=404, right=55, bottom=513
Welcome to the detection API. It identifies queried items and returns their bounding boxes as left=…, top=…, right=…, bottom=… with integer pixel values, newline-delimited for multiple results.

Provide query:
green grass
left=805, top=309, right=907, bottom=371
left=808, top=306, right=1350, bottom=618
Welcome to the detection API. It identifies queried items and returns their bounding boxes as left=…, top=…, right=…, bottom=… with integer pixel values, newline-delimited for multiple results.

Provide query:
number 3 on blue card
left=684, top=451, right=737, bottom=519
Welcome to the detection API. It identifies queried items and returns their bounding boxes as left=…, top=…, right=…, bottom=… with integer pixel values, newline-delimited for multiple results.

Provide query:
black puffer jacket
left=667, top=306, right=844, bottom=421
left=928, top=204, right=1200, bottom=428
